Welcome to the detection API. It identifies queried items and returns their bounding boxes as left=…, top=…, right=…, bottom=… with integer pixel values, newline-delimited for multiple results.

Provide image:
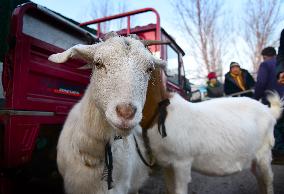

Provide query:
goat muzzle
left=116, top=103, right=137, bottom=120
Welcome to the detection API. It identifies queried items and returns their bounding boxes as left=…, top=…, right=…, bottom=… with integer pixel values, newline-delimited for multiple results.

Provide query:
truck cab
left=80, top=8, right=191, bottom=99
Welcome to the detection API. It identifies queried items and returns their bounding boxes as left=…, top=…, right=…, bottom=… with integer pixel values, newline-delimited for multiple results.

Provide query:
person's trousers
left=273, top=114, right=284, bottom=154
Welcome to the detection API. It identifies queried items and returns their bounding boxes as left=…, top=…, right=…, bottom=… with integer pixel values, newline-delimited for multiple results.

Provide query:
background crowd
left=204, top=29, right=284, bottom=163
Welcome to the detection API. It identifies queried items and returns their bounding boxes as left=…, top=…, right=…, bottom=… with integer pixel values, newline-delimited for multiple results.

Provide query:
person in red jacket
left=206, top=72, right=224, bottom=98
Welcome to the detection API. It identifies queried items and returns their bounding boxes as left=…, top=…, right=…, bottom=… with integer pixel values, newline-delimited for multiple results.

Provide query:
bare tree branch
left=242, top=0, right=282, bottom=71
left=172, top=0, right=228, bottom=77
left=89, top=0, right=127, bottom=33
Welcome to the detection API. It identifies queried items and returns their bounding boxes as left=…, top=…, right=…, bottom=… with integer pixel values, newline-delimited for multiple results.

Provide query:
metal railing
left=79, top=8, right=161, bottom=40
left=225, top=89, right=254, bottom=97
left=190, top=89, right=255, bottom=102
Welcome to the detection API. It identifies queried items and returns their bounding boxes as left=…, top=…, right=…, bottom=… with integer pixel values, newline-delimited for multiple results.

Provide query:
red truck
left=0, top=2, right=190, bottom=193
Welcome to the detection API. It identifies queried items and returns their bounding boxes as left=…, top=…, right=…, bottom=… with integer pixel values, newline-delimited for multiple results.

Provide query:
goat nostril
left=116, top=104, right=137, bottom=120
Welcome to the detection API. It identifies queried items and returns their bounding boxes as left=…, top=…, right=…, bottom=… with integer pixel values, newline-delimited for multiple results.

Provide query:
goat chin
left=148, top=92, right=280, bottom=194
left=113, top=127, right=133, bottom=137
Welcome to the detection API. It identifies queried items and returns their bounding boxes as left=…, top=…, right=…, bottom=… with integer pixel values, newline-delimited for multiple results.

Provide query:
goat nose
left=116, top=103, right=137, bottom=120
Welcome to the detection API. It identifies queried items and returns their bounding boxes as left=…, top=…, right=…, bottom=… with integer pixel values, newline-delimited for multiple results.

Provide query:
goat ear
left=48, top=44, right=96, bottom=64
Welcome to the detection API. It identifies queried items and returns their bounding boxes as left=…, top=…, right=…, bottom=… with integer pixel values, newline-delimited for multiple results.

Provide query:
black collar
left=158, top=99, right=170, bottom=138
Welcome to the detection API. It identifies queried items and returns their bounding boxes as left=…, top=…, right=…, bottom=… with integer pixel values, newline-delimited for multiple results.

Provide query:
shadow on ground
left=139, top=165, right=284, bottom=194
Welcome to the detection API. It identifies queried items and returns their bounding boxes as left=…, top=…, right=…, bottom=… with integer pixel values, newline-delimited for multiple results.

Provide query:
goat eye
left=95, top=63, right=104, bottom=69
left=94, top=60, right=105, bottom=70
left=146, top=66, right=154, bottom=74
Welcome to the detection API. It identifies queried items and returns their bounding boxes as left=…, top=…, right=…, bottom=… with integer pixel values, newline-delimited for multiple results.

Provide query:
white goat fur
left=49, top=35, right=164, bottom=194
left=148, top=93, right=283, bottom=194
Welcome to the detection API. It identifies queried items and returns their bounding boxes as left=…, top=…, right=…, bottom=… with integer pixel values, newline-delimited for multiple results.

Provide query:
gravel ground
left=14, top=163, right=284, bottom=194
left=139, top=164, right=284, bottom=194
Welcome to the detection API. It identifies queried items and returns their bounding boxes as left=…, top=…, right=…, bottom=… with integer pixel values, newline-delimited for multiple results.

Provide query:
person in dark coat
left=276, top=29, right=284, bottom=84
left=262, top=46, right=284, bottom=161
left=206, top=72, right=224, bottom=98
left=254, top=47, right=284, bottom=104
left=224, top=62, right=255, bottom=97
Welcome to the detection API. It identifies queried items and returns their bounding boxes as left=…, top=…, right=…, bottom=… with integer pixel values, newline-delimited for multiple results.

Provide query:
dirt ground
left=139, top=164, right=284, bottom=194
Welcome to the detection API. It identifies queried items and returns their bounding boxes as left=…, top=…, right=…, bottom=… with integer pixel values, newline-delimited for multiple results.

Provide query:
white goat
left=148, top=92, right=283, bottom=194
left=48, top=33, right=164, bottom=194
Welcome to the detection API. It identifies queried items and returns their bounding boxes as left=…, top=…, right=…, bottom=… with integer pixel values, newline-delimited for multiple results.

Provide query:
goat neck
left=80, top=86, right=114, bottom=150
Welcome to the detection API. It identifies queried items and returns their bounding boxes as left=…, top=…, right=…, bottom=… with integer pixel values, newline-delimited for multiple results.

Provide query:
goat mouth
left=109, top=120, right=136, bottom=132
left=116, top=123, right=135, bottom=131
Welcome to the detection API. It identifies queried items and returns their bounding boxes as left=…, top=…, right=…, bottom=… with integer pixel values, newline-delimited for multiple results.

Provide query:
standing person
left=206, top=72, right=224, bottom=98
left=262, top=46, right=284, bottom=162
left=275, top=30, right=284, bottom=163
left=224, top=62, right=255, bottom=97
left=277, top=29, right=284, bottom=84
left=254, top=47, right=284, bottom=103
